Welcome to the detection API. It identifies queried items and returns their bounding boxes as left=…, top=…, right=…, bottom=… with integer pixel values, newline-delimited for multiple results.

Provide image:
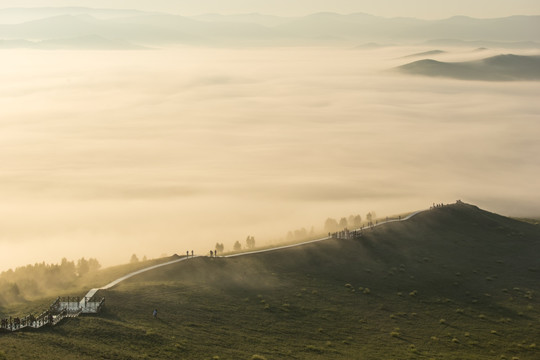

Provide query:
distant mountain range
left=397, top=54, right=540, bottom=81
left=0, top=7, right=539, bottom=49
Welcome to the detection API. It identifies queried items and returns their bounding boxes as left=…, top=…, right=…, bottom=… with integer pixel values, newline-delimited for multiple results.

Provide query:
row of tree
left=283, top=212, right=377, bottom=243
left=0, top=257, right=101, bottom=305
left=324, top=212, right=376, bottom=233
left=213, top=235, right=256, bottom=254
left=129, top=254, right=148, bottom=263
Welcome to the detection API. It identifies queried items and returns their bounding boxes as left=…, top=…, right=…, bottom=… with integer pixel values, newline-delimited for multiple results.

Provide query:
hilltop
left=397, top=54, right=540, bottom=81
left=0, top=203, right=539, bottom=359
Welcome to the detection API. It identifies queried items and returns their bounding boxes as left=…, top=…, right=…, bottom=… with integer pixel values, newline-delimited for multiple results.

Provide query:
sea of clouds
left=1, top=46, right=539, bottom=270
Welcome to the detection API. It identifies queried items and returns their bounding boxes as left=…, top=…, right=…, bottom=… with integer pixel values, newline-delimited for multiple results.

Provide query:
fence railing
left=0, top=295, right=105, bottom=333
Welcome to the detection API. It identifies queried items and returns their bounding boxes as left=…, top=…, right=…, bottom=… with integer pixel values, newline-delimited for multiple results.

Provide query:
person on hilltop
left=153, top=309, right=158, bottom=318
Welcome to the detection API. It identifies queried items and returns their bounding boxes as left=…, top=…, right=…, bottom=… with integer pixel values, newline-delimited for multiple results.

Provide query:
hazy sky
left=0, top=0, right=539, bottom=18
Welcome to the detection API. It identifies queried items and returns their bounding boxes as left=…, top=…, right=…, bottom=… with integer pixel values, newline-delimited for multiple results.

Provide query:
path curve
left=1, top=209, right=426, bottom=332
left=84, top=209, right=426, bottom=299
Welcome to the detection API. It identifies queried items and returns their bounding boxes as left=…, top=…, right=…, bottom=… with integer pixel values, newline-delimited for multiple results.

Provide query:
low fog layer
left=1, top=46, right=540, bottom=271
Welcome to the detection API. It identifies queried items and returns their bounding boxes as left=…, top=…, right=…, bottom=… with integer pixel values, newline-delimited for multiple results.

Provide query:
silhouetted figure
left=210, top=250, right=214, bottom=257
left=186, top=251, right=189, bottom=258
left=191, top=250, right=194, bottom=257
left=153, top=309, right=158, bottom=318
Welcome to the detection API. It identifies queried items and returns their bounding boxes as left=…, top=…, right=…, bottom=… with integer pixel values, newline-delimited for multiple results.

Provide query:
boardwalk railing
left=0, top=294, right=105, bottom=333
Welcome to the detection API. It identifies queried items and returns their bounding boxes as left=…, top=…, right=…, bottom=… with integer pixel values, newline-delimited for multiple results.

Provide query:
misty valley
left=1, top=4, right=539, bottom=360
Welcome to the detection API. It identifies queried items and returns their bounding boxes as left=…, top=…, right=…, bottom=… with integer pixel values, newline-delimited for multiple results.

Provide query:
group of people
left=332, top=228, right=364, bottom=240
left=185, top=250, right=221, bottom=258
left=431, top=202, right=447, bottom=209
left=1, top=314, right=38, bottom=330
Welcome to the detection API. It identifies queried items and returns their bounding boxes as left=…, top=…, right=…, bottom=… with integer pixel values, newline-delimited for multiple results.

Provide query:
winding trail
left=1, top=209, right=426, bottom=332
left=83, top=208, right=426, bottom=299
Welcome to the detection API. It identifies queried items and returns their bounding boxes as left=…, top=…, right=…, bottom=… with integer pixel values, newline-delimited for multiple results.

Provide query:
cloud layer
left=1, top=46, right=539, bottom=271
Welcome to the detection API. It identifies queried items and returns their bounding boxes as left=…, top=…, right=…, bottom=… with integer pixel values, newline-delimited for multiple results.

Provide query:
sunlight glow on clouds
left=1, top=46, right=539, bottom=271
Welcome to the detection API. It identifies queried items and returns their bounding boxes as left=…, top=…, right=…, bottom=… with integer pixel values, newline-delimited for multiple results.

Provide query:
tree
left=294, top=228, right=307, bottom=240
left=286, top=231, right=294, bottom=241
left=130, top=254, right=139, bottom=263
left=339, top=217, right=348, bottom=229
left=246, top=236, right=255, bottom=249
left=324, top=218, right=339, bottom=232
left=88, top=258, right=101, bottom=272
left=215, top=243, right=224, bottom=253
left=60, top=257, right=76, bottom=277
left=77, top=257, right=90, bottom=276
left=353, top=215, right=362, bottom=227
left=233, top=241, right=242, bottom=251
left=366, top=212, right=372, bottom=223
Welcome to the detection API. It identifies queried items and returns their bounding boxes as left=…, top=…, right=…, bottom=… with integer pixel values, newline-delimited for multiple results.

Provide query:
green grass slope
left=1, top=203, right=539, bottom=360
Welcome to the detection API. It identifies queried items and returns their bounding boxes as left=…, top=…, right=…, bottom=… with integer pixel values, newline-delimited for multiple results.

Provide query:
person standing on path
left=153, top=309, right=158, bottom=318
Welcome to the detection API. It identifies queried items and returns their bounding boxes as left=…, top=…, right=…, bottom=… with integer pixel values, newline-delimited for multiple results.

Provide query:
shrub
left=363, top=288, right=371, bottom=294
left=452, top=338, right=460, bottom=344
left=409, top=290, right=418, bottom=296
left=440, top=319, right=447, bottom=325
left=305, top=345, right=325, bottom=354
left=251, top=355, right=267, bottom=360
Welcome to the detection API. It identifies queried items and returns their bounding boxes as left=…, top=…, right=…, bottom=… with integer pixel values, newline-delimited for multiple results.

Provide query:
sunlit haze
left=0, top=0, right=539, bottom=18
left=1, top=3, right=539, bottom=272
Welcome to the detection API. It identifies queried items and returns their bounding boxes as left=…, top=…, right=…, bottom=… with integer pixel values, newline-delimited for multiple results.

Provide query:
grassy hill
left=1, top=203, right=539, bottom=359
left=397, top=54, right=540, bottom=81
